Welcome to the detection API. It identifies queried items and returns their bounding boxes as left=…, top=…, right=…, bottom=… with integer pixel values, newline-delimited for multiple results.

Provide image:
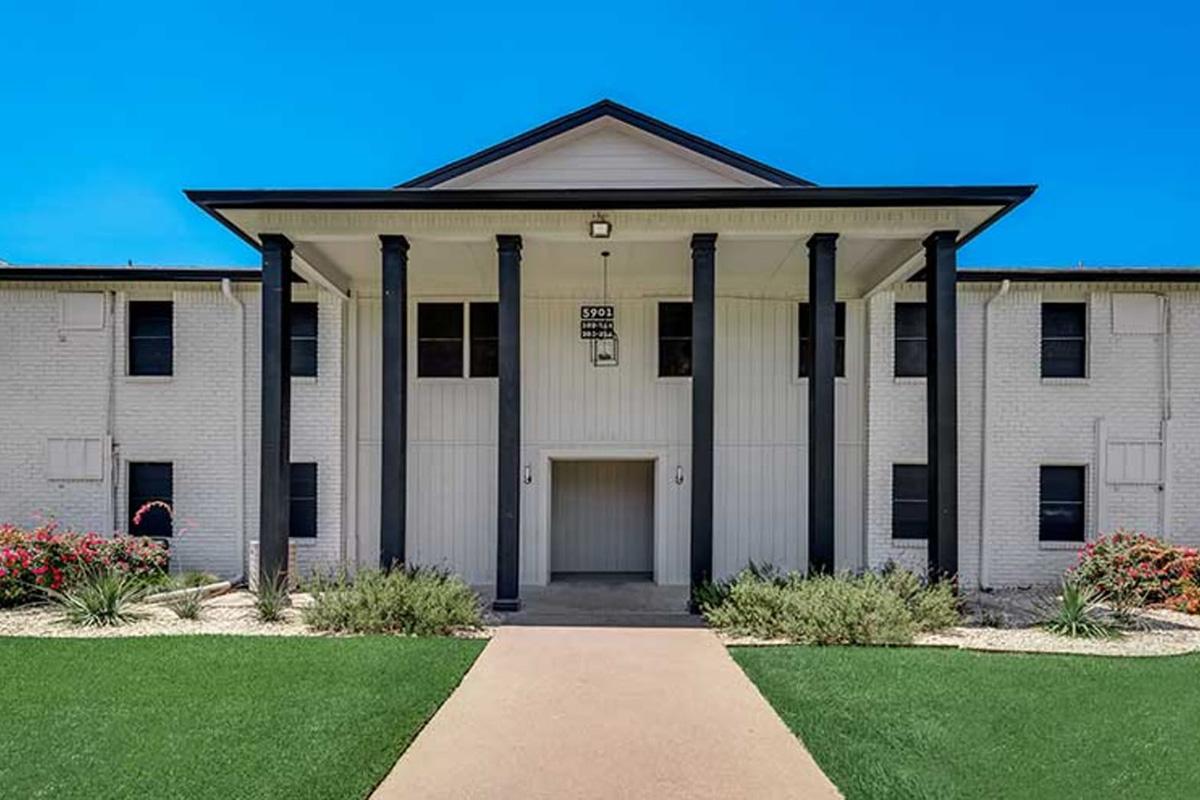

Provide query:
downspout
left=978, top=279, right=1011, bottom=590
left=106, top=290, right=117, bottom=533
left=221, top=279, right=247, bottom=582
left=1159, top=294, right=1172, bottom=536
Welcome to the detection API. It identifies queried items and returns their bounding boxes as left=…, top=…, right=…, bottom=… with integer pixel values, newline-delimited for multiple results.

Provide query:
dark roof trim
left=187, top=185, right=1035, bottom=211
left=954, top=268, right=1200, bottom=283
left=397, top=99, right=816, bottom=188
left=0, top=267, right=260, bottom=282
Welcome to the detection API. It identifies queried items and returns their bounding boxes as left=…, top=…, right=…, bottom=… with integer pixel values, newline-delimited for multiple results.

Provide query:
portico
left=187, top=101, right=1032, bottom=608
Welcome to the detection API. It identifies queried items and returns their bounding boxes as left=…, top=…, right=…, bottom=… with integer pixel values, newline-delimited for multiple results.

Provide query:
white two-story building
left=2, top=101, right=1196, bottom=609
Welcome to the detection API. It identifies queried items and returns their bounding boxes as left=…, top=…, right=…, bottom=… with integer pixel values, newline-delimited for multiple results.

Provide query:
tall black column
left=925, top=230, right=960, bottom=579
left=807, top=233, right=838, bottom=574
left=380, top=235, right=409, bottom=569
left=494, top=234, right=523, bottom=612
left=690, top=233, right=717, bottom=597
left=259, top=234, right=293, bottom=584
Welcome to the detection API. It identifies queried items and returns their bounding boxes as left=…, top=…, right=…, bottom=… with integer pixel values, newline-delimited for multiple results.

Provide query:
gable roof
left=397, top=99, right=815, bottom=189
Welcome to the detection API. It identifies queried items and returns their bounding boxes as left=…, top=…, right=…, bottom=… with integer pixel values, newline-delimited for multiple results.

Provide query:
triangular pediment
left=399, top=100, right=812, bottom=190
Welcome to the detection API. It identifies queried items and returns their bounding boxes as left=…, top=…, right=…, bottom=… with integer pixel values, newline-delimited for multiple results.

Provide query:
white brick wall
left=0, top=281, right=344, bottom=580
left=3, top=276, right=1197, bottom=588
left=867, top=282, right=1200, bottom=588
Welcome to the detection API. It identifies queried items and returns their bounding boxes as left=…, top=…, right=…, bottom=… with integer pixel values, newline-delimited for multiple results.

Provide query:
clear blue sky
left=1, top=1, right=1196, bottom=268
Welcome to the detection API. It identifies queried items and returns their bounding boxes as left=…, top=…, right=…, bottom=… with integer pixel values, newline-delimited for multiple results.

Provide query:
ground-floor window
left=290, top=463, right=318, bottom=539
left=1039, top=465, right=1086, bottom=541
left=797, top=301, right=846, bottom=378
left=128, top=462, right=173, bottom=537
left=891, top=464, right=927, bottom=539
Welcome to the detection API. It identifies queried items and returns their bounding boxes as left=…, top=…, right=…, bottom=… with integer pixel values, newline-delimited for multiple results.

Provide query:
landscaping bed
left=733, top=646, right=1200, bottom=799
left=0, top=636, right=486, bottom=800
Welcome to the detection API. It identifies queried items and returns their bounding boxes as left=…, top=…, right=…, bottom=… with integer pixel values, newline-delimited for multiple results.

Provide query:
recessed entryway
left=550, top=459, right=654, bottom=580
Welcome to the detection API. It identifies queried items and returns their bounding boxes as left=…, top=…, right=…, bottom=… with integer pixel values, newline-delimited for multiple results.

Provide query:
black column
left=690, top=233, right=717, bottom=598
left=807, top=233, right=838, bottom=574
left=259, top=234, right=293, bottom=585
left=494, top=234, right=523, bottom=612
left=925, top=230, right=959, bottom=578
left=380, top=235, right=409, bottom=569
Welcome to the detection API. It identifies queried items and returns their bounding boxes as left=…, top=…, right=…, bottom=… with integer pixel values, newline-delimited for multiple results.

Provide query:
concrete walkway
left=373, top=626, right=840, bottom=799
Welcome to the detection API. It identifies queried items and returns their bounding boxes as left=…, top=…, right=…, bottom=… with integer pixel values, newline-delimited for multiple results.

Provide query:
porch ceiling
left=186, top=186, right=1034, bottom=297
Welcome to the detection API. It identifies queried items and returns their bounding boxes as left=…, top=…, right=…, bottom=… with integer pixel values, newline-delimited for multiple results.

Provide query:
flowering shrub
left=1165, top=583, right=1200, bottom=615
left=0, top=522, right=168, bottom=607
left=1070, top=530, right=1199, bottom=611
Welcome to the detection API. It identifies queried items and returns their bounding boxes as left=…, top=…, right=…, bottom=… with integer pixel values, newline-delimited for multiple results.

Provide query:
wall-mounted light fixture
left=674, top=465, right=685, bottom=486
left=589, top=215, right=612, bottom=239
left=523, top=464, right=533, bottom=485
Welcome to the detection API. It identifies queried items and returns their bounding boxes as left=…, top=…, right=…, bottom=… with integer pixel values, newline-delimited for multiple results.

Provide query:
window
left=290, top=463, right=318, bottom=539
left=291, top=302, right=318, bottom=377
left=894, top=302, right=926, bottom=378
left=417, top=303, right=465, bottom=377
left=469, top=302, right=499, bottom=378
left=128, top=301, right=173, bottom=376
left=798, top=302, right=847, bottom=378
left=1040, top=466, right=1086, bottom=542
left=128, top=462, right=173, bottom=537
left=1042, top=303, right=1087, bottom=378
left=658, top=302, right=692, bottom=377
left=892, top=464, right=928, bottom=539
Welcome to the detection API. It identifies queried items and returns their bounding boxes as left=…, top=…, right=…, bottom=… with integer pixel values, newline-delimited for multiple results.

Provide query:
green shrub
left=703, top=565, right=959, bottom=645
left=41, top=566, right=148, bottom=627
left=165, top=590, right=204, bottom=620
left=253, top=571, right=291, bottom=623
left=1038, top=580, right=1119, bottom=639
left=303, top=566, right=482, bottom=636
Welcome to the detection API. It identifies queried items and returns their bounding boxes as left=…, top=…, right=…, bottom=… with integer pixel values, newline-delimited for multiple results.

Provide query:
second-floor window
left=128, top=301, right=173, bottom=376
left=1041, top=303, right=1087, bottom=378
left=894, top=302, right=926, bottom=378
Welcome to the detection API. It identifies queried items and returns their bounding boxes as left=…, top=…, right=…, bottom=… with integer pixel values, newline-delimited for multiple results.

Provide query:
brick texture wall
left=0, top=281, right=344, bottom=579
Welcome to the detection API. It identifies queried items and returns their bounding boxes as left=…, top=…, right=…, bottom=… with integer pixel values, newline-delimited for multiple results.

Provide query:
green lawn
left=732, top=646, right=1200, bottom=800
left=0, top=636, right=485, bottom=800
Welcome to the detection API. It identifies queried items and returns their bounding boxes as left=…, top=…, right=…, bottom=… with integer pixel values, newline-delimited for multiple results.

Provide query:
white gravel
left=0, top=590, right=320, bottom=638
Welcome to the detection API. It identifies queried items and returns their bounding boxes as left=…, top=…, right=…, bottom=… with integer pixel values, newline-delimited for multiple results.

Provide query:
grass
left=0, top=636, right=485, bottom=800
left=732, top=646, right=1200, bottom=800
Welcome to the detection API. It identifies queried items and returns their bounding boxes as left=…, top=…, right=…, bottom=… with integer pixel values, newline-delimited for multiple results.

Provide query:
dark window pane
left=1039, top=466, right=1086, bottom=541
left=798, top=302, right=846, bottom=378
left=658, top=302, right=692, bottom=377
left=129, top=338, right=173, bottom=376
left=128, top=301, right=173, bottom=376
left=895, top=302, right=926, bottom=338
left=417, top=303, right=463, bottom=339
left=895, top=341, right=927, bottom=378
left=1041, top=466, right=1085, bottom=502
left=290, top=463, right=317, bottom=539
left=658, top=302, right=692, bottom=339
left=290, top=302, right=318, bottom=377
left=1042, top=303, right=1086, bottom=337
left=290, top=302, right=318, bottom=338
left=1041, top=304, right=1086, bottom=378
left=892, top=464, right=928, bottom=540
left=418, top=340, right=464, bottom=377
left=469, top=303, right=498, bottom=378
left=417, top=303, right=464, bottom=377
left=894, top=303, right=926, bottom=378
left=659, top=339, right=692, bottom=378
left=129, top=462, right=173, bottom=538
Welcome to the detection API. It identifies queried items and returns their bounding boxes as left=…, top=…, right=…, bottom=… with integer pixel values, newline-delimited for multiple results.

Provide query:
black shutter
left=129, top=462, right=173, bottom=537
left=658, top=302, right=693, bottom=377
left=417, top=303, right=464, bottom=377
left=128, top=301, right=173, bottom=376
left=290, top=302, right=318, bottom=377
